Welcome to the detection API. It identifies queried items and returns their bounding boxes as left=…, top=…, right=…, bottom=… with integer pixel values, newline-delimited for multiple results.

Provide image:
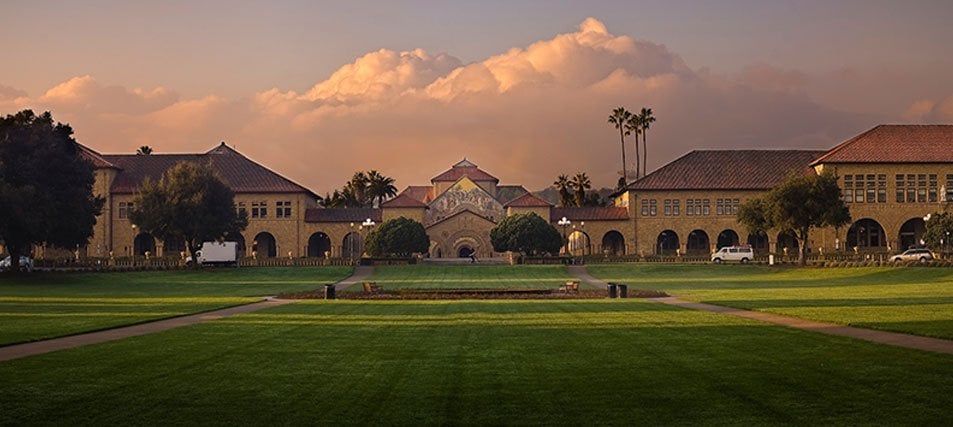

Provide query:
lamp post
left=131, top=224, right=137, bottom=257
left=557, top=217, right=571, bottom=256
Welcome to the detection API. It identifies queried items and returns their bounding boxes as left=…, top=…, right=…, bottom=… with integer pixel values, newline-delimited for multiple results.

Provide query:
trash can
left=607, top=283, right=618, bottom=298
left=617, top=284, right=628, bottom=298
left=324, top=284, right=336, bottom=300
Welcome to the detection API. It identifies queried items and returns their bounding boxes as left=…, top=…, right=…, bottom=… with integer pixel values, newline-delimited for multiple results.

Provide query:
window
left=673, top=200, right=680, bottom=216
left=641, top=199, right=649, bottom=216
left=854, top=188, right=864, bottom=203
left=947, top=174, right=953, bottom=201
left=118, top=201, right=134, bottom=219
left=237, top=202, right=247, bottom=217
left=732, top=199, right=739, bottom=215
left=918, top=188, right=926, bottom=203
left=896, top=189, right=904, bottom=203
left=252, top=201, right=268, bottom=218
left=649, top=199, right=657, bottom=216
left=716, top=199, right=724, bottom=215
left=907, top=188, right=916, bottom=203
left=686, top=199, right=694, bottom=216
left=276, top=201, right=292, bottom=218
left=702, top=199, right=710, bottom=216
left=694, top=199, right=702, bottom=216
left=664, top=200, right=672, bottom=216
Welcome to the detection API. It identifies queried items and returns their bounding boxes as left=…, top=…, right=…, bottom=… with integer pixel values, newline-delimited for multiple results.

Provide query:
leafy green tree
left=367, top=170, right=398, bottom=207
left=365, top=217, right=429, bottom=257
left=737, top=171, right=850, bottom=265
left=553, top=174, right=574, bottom=208
left=490, top=212, right=562, bottom=256
left=572, top=172, right=591, bottom=207
left=607, top=107, right=632, bottom=188
left=130, top=161, right=248, bottom=266
left=0, top=110, right=104, bottom=272
left=923, top=212, right=953, bottom=253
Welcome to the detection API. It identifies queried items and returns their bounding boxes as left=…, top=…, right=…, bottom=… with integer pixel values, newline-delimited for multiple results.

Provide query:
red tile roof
left=431, top=159, right=499, bottom=182
left=380, top=194, right=428, bottom=208
left=811, top=125, right=953, bottom=165
left=626, top=150, right=826, bottom=191
left=504, top=192, right=553, bottom=207
left=304, top=208, right=382, bottom=223
left=399, top=186, right=435, bottom=204
left=102, top=143, right=317, bottom=197
left=77, top=143, right=117, bottom=169
left=496, top=185, right=529, bottom=205
left=551, top=207, right=629, bottom=222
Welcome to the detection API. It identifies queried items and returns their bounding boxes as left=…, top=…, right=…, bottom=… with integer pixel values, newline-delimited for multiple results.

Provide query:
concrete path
left=569, top=266, right=953, bottom=356
left=0, top=266, right=373, bottom=362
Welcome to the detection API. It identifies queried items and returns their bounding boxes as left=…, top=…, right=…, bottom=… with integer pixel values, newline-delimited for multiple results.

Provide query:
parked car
left=0, top=256, right=34, bottom=272
left=711, top=246, right=754, bottom=264
left=890, top=248, right=935, bottom=263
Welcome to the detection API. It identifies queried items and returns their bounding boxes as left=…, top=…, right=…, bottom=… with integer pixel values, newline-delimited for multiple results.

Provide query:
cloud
left=903, top=94, right=953, bottom=122
left=0, top=18, right=891, bottom=193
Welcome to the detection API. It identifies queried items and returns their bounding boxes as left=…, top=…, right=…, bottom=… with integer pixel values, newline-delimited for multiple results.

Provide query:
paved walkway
left=569, top=266, right=953, bottom=355
left=0, top=266, right=373, bottom=362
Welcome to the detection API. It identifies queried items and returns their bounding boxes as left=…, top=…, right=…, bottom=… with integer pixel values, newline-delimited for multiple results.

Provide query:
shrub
left=365, top=217, right=430, bottom=257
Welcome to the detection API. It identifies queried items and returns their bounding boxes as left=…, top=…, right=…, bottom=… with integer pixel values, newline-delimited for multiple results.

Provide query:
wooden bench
left=362, top=282, right=382, bottom=293
left=558, top=281, right=580, bottom=293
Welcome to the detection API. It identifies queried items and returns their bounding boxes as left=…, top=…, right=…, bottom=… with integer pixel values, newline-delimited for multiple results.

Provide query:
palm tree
left=638, top=107, right=656, bottom=178
left=572, top=172, right=591, bottom=207
left=367, top=170, right=398, bottom=207
left=553, top=174, right=573, bottom=207
left=346, top=171, right=370, bottom=207
left=626, top=114, right=642, bottom=179
left=607, top=107, right=632, bottom=187
left=136, top=145, right=153, bottom=155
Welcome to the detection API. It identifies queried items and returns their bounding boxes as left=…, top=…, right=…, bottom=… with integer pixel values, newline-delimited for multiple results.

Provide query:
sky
left=3, top=0, right=953, bottom=194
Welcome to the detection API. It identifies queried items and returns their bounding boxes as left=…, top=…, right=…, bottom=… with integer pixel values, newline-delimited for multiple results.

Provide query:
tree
left=136, top=145, right=153, bottom=155
left=129, top=161, right=248, bottom=267
left=346, top=171, right=370, bottom=207
left=637, top=107, right=655, bottom=178
left=365, top=217, right=429, bottom=257
left=923, top=212, right=953, bottom=253
left=552, top=174, right=574, bottom=207
left=626, top=113, right=642, bottom=179
left=607, top=107, right=632, bottom=188
left=737, top=171, right=850, bottom=265
left=367, top=170, right=398, bottom=207
left=490, top=212, right=562, bottom=256
left=0, top=110, right=104, bottom=272
left=571, top=172, right=591, bottom=207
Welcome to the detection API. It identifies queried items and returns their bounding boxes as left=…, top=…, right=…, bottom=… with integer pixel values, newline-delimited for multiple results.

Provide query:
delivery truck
left=187, top=241, right=240, bottom=267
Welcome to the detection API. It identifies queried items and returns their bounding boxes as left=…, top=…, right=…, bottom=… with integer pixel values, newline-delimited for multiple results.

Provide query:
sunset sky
left=3, top=0, right=953, bottom=194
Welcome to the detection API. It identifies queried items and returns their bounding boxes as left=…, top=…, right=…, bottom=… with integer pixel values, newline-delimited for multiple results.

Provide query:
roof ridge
left=201, top=143, right=319, bottom=198
left=809, top=125, right=883, bottom=166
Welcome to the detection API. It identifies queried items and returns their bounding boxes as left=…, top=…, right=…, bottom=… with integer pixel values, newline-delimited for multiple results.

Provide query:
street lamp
left=359, top=218, right=376, bottom=259
left=131, top=224, right=137, bottom=257
left=557, top=217, right=571, bottom=255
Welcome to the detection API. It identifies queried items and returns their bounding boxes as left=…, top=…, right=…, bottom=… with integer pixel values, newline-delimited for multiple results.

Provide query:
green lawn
left=3, top=300, right=953, bottom=425
left=588, top=264, right=953, bottom=339
left=0, top=266, right=352, bottom=345
left=351, top=265, right=586, bottom=292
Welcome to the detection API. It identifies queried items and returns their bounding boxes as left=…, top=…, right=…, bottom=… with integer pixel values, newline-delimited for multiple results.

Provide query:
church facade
left=10, top=124, right=953, bottom=261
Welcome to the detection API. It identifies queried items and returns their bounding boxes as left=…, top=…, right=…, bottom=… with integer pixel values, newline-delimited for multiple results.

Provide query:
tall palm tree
left=626, top=114, right=643, bottom=179
left=553, top=174, right=573, bottom=207
left=347, top=171, right=370, bottom=207
left=367, top=170, right=398, bottom=207
left=572, top=172, right=591, bottom=207
left=607, top=107, right=632, bottom=187
left=638, top=107, right=656, bottom=178
left=136, top=145, right=153, bottom=155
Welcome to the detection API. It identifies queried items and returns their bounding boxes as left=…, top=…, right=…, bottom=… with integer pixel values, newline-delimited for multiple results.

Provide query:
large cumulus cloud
left=1, top=18, right=896, bottom=193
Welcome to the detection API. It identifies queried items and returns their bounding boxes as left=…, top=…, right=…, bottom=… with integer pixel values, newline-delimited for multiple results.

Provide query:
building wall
left=426, top=211, right=496, bottom=258
left=506, top=206, right=550, bottom=219
left=382, top=207, right=426, bottom=223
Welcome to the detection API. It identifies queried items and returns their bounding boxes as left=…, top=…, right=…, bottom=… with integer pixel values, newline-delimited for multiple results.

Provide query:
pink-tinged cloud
left=1, top=18, right=894, bottom=193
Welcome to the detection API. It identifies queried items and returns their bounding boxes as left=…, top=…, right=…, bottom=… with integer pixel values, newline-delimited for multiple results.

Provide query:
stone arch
left=847, top=218, right=886, bottom=250
left=134, top=233, right=155, bottom=256
left=776, top=231, right=799, bottom=254
left=568, top=230, right=591, bottom=256
left=446, top=229, right=491, bottom=258
left=163, top=236, right=184, bottom=257
left=342, top=232, right=363, bottom=260
left=686, top=229, right=710, bottom=254
left=601, top=231, right=625, bottom=256
left=253, top=232, right=277, bottom=258
left=898, top=217, right=927, bottom=250
left=307, top=232, right=332, bottom=258
left=747, top=232, right=769, bottom=254
left=656, top=230, right=679, bottom=255
left=716, top=229, right=740, bottom=249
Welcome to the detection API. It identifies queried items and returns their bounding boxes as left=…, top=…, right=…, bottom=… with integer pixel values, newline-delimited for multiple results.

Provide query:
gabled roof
left=304, top=208, right=382, bottom=223
left=431, top=159, right=499, bottom=183
left=625, top=150, right=826, bottom=191
left=551, top=207, right=629, bottom=222
left=496, top=185, right=529, bottom=205
left=504, top=192, right=553, bottom=208
left=399, top=186, right=435, bottom=204
left=380, top=194, right=428, bottom=208
left=102, top=143, right=318, bottom=197
left=426, top=208, right=497, bottom=229
left=811, top=125, right=953, bottom=165
left=77, top=143, right=118, bottom=169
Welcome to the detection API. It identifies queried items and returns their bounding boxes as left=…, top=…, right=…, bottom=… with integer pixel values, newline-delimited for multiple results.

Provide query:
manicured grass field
left=0, top=266, right=352, bottom=345
left=588, top=264, right=953, bottom=339
left=3, top=300, right=952, bottom=425
left=350, top=265, right=586, bottom=292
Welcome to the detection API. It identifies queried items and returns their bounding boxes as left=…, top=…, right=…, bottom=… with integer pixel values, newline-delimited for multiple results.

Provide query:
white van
left=186, top=241, right=240, bottom=267
left=711, top=246, right=754, bottom=264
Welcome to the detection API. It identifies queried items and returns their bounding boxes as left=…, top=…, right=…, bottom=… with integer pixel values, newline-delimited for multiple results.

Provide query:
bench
left=362, top=281, right=382, bottom=293
left=558, top=281, right=580, bottom=293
